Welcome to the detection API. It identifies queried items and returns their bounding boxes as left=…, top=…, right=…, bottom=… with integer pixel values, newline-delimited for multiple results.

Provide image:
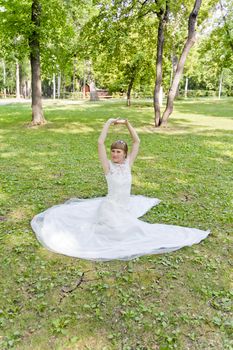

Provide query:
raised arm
left=115, top=119, right=140, bottom=166
left=98, top=118, right=118, bottom=174
left=126, top=120, right=140, bottom=166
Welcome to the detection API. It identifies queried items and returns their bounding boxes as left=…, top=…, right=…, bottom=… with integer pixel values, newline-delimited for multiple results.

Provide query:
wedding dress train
left=31, top=159, right=210, bottom=261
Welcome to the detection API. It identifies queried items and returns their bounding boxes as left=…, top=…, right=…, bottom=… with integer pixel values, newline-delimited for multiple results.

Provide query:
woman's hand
left=114, top=119, right=128, bottom=125
left=107, top=118, right=119, bottom=125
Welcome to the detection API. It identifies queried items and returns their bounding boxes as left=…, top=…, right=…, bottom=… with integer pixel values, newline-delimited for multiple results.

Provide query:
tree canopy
left=0, top=0, right=232, bottom=125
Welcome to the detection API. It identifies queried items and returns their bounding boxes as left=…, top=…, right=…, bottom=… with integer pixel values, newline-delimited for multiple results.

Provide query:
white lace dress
left=31, top=159, right=210, bottom=261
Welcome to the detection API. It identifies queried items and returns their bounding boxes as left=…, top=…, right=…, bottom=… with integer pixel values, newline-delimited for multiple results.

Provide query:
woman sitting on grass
left=31, top=118, right=210, bottom=261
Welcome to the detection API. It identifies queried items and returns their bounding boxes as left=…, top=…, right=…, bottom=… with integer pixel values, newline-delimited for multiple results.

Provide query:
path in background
left=0, top=98, right=31, bottom=105
left=0, top=98, right=118, bottom=106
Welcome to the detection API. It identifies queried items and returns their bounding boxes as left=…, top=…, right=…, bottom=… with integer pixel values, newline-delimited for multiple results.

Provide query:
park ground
left=0, top=98, right=232, bottom=349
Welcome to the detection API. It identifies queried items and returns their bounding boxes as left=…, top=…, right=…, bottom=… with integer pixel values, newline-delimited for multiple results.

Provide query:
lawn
left=0, top=98, right=232, bottom=350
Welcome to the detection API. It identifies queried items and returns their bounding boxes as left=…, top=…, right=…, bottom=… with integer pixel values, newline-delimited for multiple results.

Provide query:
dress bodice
left=105, top=158, right=132, bottom=204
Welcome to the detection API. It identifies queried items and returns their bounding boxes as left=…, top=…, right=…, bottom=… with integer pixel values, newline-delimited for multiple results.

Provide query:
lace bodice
left=105, top=158, right=132, bottom=204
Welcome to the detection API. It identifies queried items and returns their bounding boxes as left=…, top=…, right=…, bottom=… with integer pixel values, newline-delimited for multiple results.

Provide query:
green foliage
left=0, top=0, right=230, bottom=99
left=183, top=0, right=233, bottom=95
left=79, top=1, right=158, bottom=94
left=77, top=0, right=221, bottom=96
left=0, top=0, right=76, bottom=74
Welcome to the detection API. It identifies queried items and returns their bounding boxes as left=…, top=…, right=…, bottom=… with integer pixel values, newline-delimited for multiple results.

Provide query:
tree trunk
left=185, top=77, right=189, bottom=98
left=29, top=0, right=45, bottom=125
left=3, top=60, right=6, bottom=98
left=126, top=76, right=135, bottom=106
left=172, top=55, right=179, bottom=97
left=16, top=60, right=20, bottom=99
left=57, top=72, right=61, bottom=98
left=83, top=61, right=86, bottom=99
left=160, top=0, right=202, bottom=127
left=63, top=84, right=66, bottom=98
left=170, top=54, right=173, bottom=86
left=53, top=73, right=56, bottom=99
left=154, top=3, right=169, bottom=127
left=218, top=70, right=223, bottom=99
left=27, top=80, right=31, bottom=98
left=73, top=58, right=77, bottom=93
left=159, top=86, right=163, bottom=106
left=89, top=80, right=99, bottom=101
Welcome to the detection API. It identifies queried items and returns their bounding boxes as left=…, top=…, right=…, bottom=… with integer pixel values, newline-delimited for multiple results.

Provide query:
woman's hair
left=111, top=140, right=128, bottom=157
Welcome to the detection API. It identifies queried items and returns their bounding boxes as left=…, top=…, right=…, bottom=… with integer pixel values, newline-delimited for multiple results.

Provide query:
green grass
left=0, top=98, right=232, bottom=350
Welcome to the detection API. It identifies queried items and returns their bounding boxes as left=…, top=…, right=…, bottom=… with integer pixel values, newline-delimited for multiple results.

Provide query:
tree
left=159, top=0, right=203, bottom=127
left=81, top=0, right=218, bottom=125
left=153, top=2, right=169, bottom=126
left=79, top=1, right=157, bottom=106
left=29, top=0, right=45, bottom=125
left=182, top=0, right=233, bottom=97
left=0, top=0, right=75, bottom=124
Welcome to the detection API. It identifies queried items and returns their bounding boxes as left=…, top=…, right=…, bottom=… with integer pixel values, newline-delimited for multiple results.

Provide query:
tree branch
left=59, top=270, right=96, bottom=303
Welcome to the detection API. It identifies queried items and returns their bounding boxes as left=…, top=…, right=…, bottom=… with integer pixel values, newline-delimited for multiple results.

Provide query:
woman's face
left=111, top=148, right=126, bottom=163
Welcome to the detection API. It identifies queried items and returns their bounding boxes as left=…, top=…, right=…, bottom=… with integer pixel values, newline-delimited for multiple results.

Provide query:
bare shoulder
left=127, top=154, right=133, bottom=167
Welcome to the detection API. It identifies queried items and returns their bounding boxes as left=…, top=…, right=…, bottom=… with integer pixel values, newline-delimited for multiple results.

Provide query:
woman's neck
left=111, top=158, right=126, bottom=164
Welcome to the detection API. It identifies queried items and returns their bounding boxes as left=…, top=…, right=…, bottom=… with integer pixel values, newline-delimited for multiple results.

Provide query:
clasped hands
left=108, top=118, right=128, bottom=125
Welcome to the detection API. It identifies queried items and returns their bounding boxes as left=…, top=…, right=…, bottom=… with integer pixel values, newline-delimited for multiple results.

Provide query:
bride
left=31, top=118, right=210, bottom=261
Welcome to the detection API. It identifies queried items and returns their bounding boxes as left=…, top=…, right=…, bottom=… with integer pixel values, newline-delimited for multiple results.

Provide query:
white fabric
left=31, top=159, right=210, bottom=261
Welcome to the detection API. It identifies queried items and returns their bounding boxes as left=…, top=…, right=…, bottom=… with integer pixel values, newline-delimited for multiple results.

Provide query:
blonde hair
left=111, top=140, right=128, bottom=157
